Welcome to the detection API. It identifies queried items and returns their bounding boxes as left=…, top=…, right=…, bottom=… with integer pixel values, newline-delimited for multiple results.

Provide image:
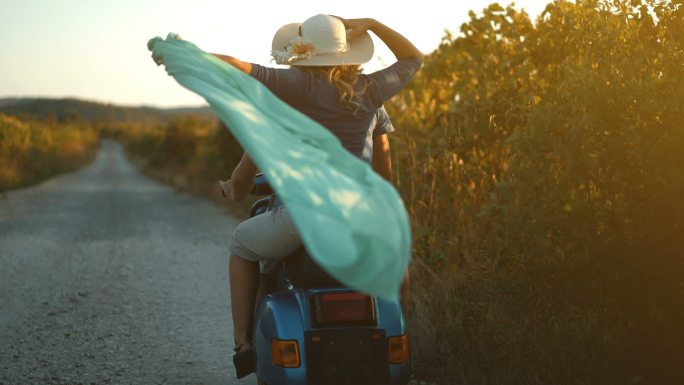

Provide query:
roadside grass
left=105, top=117, right=256, bottom=217
left=0, top=113, right=99, bottom=192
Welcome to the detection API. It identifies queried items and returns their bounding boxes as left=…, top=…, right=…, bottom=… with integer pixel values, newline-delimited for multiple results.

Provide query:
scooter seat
left=281, top=247, right=344, bottom=289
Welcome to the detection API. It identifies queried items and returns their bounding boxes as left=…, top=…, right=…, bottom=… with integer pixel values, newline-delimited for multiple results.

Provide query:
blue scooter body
left=247, top=174, right=411, bottom=385
left=254, top=289, right=411, bottom=385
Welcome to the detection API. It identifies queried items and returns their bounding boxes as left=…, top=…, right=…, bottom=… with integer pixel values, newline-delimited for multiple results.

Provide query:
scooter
left=240, top=173, right=412, bottom=385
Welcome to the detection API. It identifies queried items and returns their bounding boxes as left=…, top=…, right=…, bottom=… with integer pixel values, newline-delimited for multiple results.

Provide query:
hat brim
left=271, top=23, right=374, bottom=66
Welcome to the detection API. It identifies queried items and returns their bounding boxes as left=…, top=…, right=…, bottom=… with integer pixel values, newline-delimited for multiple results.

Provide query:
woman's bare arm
left=212, top=54, right=253, bottom=74
left=341, top=18, right=423, bottom=62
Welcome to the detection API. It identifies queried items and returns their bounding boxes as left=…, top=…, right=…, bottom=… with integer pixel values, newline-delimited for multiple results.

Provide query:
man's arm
left=372, top=134, right=393, bottom=183
left=220, top=152, right=258, bottom=202
left=371, top=132, right=410, bottom=312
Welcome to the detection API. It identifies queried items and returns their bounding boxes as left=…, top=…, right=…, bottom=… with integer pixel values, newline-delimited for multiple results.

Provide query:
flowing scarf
left=148, top=33, right=411, bottom=300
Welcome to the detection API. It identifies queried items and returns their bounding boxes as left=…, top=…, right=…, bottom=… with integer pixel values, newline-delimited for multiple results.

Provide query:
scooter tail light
left=271, top=339, right=301, bottom=368
left=388, top=335, right=410, bottom=364
left=312, top=292, right=376, bottom=326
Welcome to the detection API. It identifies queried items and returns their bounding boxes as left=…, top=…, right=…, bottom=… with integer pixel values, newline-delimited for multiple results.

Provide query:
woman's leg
left=229, top=255, right=259, bottom=348
left=227, top=206, right=302, bottom=349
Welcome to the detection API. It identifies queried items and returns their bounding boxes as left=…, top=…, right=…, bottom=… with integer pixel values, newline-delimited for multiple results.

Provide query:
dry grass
left=0, top=114, right=99, bottom=191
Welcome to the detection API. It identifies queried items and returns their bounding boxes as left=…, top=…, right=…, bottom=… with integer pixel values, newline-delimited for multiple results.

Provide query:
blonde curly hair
left=295, top=65, right=366, bottom=114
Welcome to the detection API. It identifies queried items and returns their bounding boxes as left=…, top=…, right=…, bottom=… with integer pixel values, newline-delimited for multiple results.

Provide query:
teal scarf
left=148, top=33, right=411, bottom=300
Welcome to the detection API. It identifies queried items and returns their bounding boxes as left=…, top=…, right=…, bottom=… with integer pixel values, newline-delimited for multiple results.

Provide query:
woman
left=214, top=14, right=422, bottom=377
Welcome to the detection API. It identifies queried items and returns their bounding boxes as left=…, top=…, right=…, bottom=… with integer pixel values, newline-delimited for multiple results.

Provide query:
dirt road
left=0, top=140, right=245, bottom=384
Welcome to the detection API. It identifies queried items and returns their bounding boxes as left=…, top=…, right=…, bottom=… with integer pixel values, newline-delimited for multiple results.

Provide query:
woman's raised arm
left=341, top=18, right=423, bottom=62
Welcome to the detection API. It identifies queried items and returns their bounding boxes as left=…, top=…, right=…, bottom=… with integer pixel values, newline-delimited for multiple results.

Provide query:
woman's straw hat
left=271, top=14, right=374, bottom=66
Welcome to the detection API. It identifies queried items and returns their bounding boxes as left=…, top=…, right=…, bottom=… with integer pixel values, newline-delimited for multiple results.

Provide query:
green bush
left=387, top=1, right=684, bottom=383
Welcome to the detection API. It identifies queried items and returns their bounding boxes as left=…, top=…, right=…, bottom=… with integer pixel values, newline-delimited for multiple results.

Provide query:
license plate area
left=305, top=329, right=389, bottom=385
left=310, top=292, right=377, bottom=328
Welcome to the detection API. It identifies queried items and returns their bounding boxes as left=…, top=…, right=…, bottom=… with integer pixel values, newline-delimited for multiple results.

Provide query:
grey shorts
left=228, top=206, right=302, bottom=273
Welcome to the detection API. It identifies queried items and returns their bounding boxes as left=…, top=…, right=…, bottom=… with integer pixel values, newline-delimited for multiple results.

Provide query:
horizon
left=0, top=95, right=213, bottom=110
left=1, top=0, right=550, bottom=108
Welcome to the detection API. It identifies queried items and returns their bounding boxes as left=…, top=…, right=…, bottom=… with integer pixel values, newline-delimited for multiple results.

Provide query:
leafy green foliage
left=387, top=1, right=684, bottom=383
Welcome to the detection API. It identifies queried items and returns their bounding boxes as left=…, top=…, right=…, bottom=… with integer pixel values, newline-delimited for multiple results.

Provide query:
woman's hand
left=336, top=17, right=376, bottom=41
left=334, top=16, right=423, bottom=61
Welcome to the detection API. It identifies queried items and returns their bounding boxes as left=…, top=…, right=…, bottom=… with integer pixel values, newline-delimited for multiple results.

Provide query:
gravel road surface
left=0, top=140, right=246, bottom=384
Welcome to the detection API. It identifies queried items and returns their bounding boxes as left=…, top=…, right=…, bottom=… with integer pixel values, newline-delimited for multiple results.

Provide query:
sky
left=0, top=0, right=551, bottom=108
